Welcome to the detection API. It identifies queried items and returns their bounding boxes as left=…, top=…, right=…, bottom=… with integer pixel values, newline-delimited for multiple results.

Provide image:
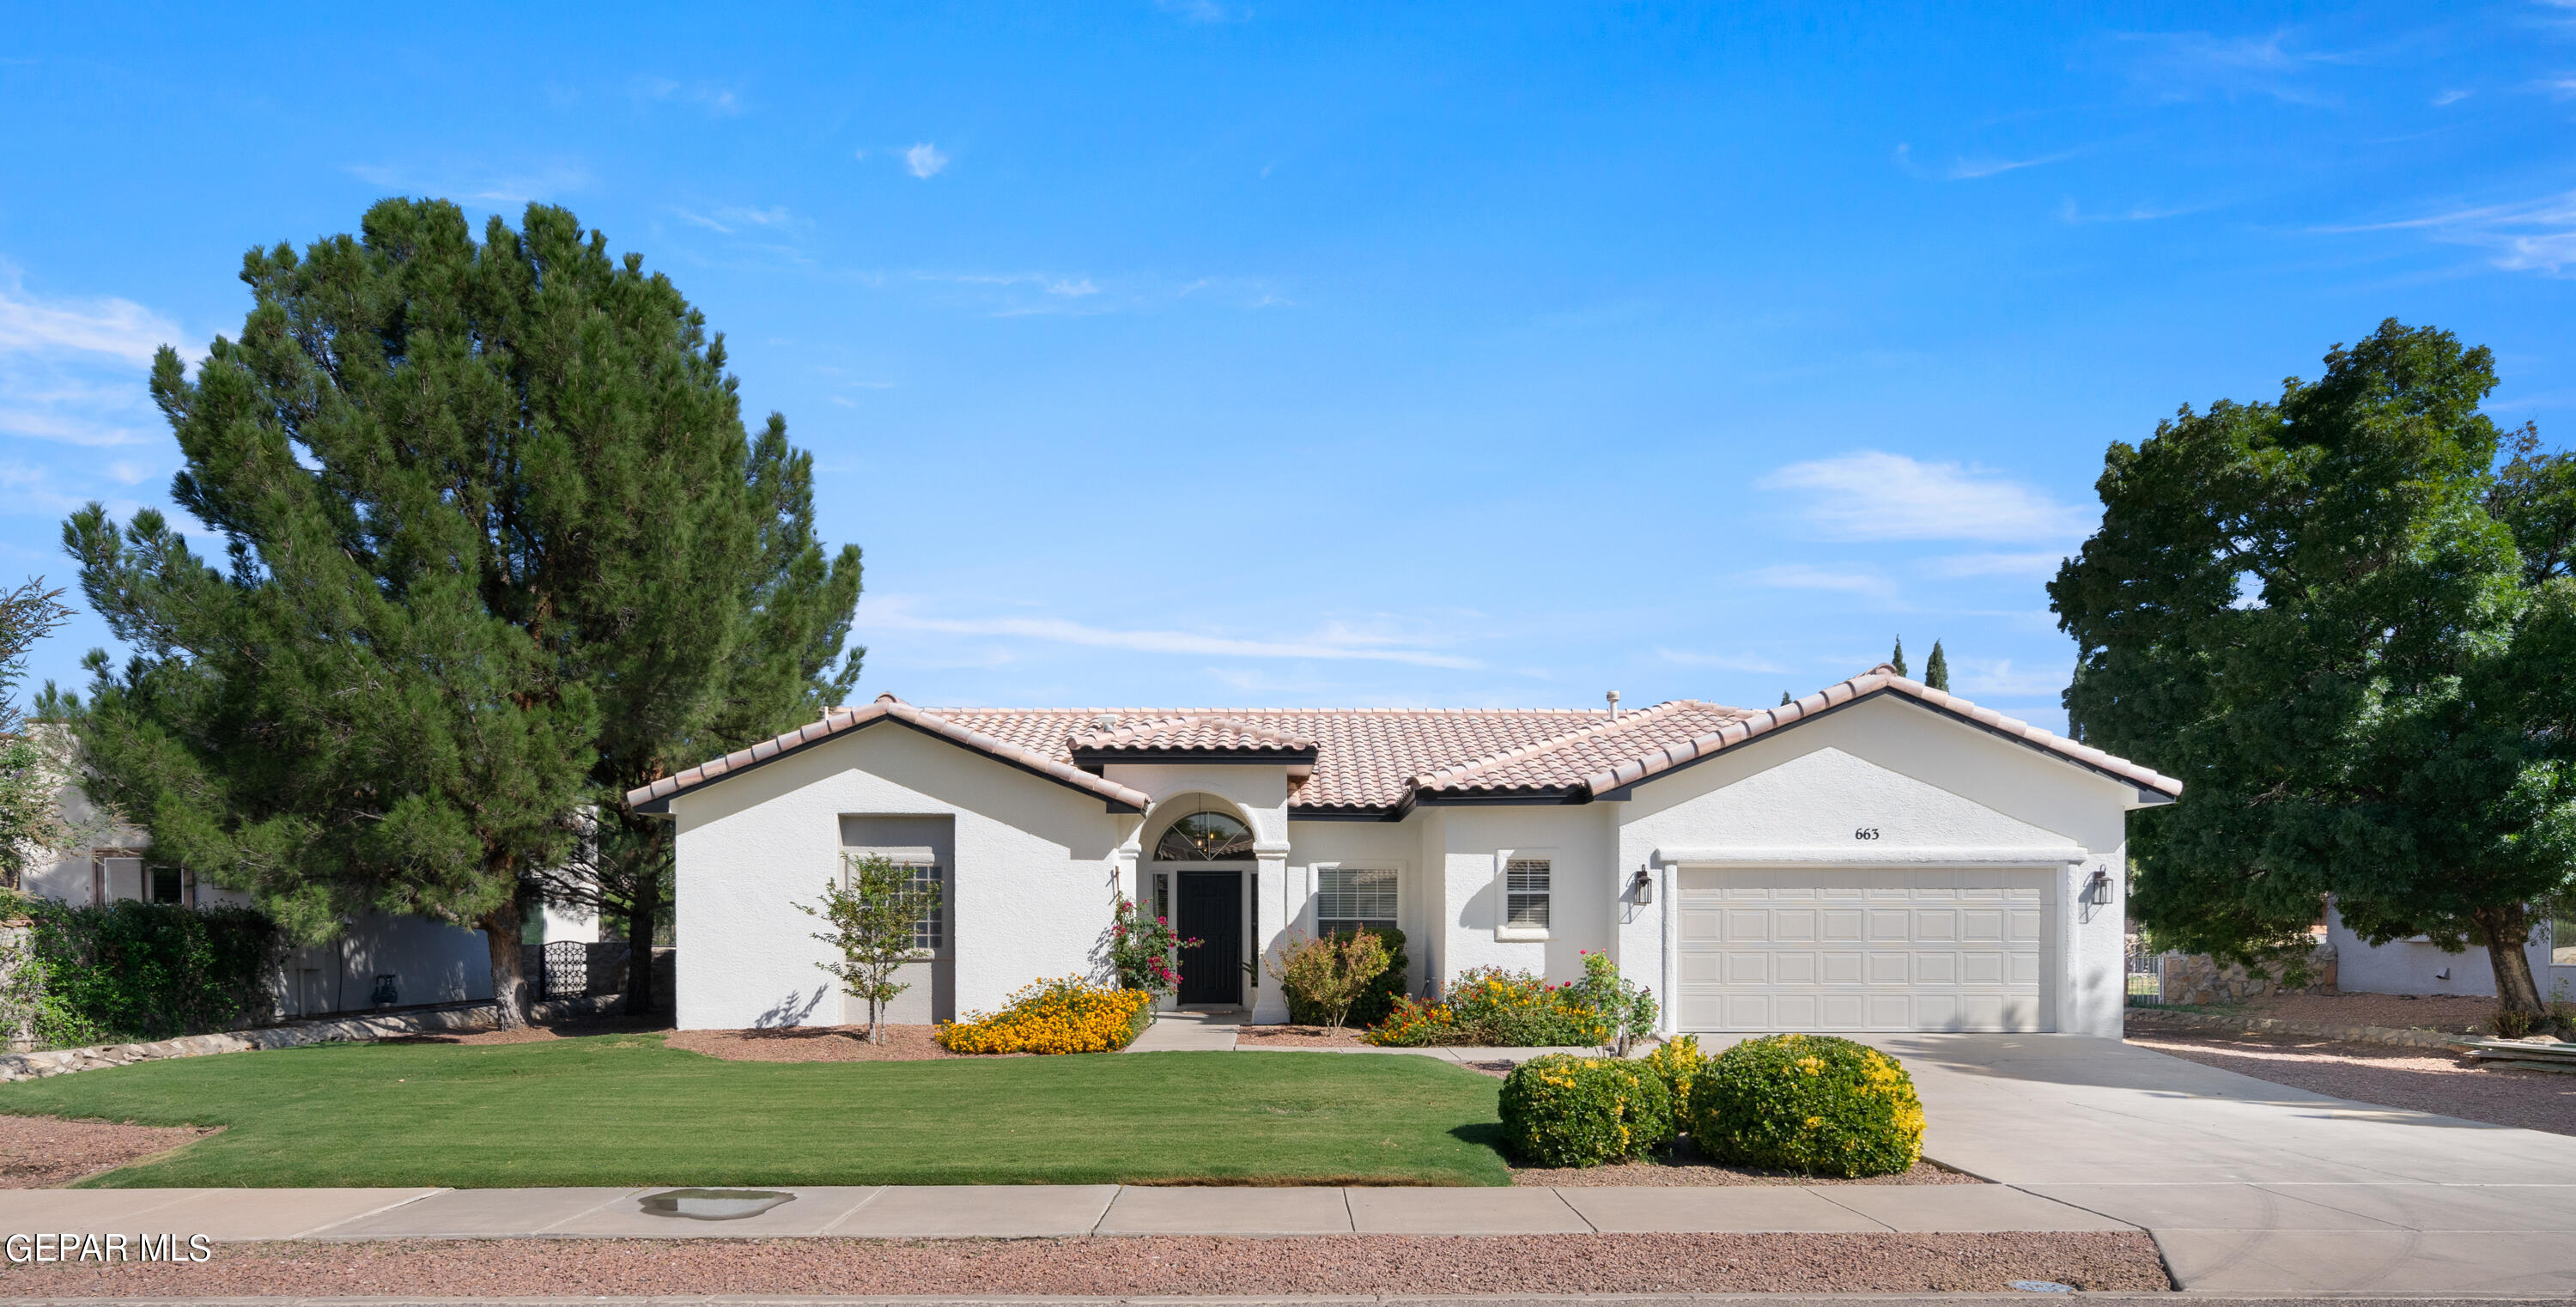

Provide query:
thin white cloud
left=344, top=161, right=592, bottom=206
left=2322, top=191, right=2576, bottom=276
left=1945, top=147, right=2087, bottom=180
left=1757, top=452, right=2094, bottom=545
left=1652, top=647, right=1792, bottom=674
left=2432, top=88, right=2473, bottom=106
left=1923, top=551, right=2070, bottom=580
left=2111, top=28, right=2352, bottom=106
left=0, top=274, right=178, bottom=362
left=864, top=605, right=1480, bottom=669
left=905, top=143, right=949, bottom=179
left=1954, top=658, right=2069, bottom=699
left=2059, top=198, right=2207, bottom=224
left=1739, top=564, right=1898, bottom=600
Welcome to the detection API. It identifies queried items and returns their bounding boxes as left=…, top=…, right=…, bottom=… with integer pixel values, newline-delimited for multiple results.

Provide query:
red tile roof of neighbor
left=624, top=665, right=2181, bottom=814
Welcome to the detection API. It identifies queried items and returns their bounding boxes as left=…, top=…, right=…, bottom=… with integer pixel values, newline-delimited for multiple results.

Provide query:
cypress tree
left=1779, top=690, right=1793, bottom=707
left=1888, top=635, right=1907, bottom=679
left=61, top=199, right=862, bottom=1024
left=1923, top=640, right=1950, bottom=691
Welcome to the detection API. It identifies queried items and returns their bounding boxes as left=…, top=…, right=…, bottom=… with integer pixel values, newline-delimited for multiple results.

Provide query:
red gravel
left=0, top=1115, right=216, bottom=1188
left=1517, top=1148, right=1984, bottom=1187
left=2130, top=1030, right=2576, bottom=1136
left=665, top=1024, right=999, bottom=1062
left=0, top=1232, right=2172, bottom=1296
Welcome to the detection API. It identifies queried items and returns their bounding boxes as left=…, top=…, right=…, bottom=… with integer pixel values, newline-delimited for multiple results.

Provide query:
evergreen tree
left=2052, top=320, right=2576, bottom=1017
left=0, top=579, right=75, bottom=892
left=1923, top=641, right=1950, bottom=691
left=1888, top=635, right=1907, bottom=678
left=60, top=199, right=863, bottom=1024
left=1780, top=690, right=1793, bottom=707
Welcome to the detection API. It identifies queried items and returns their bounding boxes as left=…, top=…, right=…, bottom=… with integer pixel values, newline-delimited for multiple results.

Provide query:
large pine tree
left=63, top=199, right=863, bottom=1024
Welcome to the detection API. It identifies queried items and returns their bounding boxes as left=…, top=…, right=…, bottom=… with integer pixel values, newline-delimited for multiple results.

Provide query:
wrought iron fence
left=537, top=940, right=632, bottom=1000
left=2124, top=947, right=2167, bottom=1007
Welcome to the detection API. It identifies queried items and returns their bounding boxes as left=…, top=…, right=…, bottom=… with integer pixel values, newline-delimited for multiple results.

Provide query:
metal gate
left=538, top=940, right=632, bottom=1000
left=2124, top=947, right=2166, bottom=1007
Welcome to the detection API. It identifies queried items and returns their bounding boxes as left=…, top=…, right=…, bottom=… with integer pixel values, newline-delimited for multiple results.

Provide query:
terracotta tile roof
left=1412, top=699, right=1758, bottom=794
left=627, top=669, right=2179, bottom=815
left=1066, top=715, right=1320, bottom=755
left=1577, top=665, right=2184, bottom=799
left=624, top=696, right=1152, bottom=813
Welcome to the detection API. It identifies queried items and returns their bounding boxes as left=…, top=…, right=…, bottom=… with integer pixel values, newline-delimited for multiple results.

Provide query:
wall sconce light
left=1631, top=867, right=1655, bottom=905
left=2086, top=869, right=2115, bottom=907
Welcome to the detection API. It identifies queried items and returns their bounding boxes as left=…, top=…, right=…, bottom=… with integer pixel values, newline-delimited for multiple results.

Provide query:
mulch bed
left=2130, top=1030, right=2576, bottom=1136
left=664, top=1024, right=1005, bottom=1062
left=1238, top=1023, right=1370, bottom=1047
left=0, top=1115, right=216, bottom=1188
left=0, top=1232, right=2172, bottom=1295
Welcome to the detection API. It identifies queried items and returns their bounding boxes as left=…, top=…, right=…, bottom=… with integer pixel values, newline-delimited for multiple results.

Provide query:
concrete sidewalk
left=0, top=1182, right=2130, bottom=1242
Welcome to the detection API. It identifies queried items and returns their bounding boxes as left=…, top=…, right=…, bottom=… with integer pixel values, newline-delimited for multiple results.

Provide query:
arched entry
left=1145, top=801, right=1255, bottom=1008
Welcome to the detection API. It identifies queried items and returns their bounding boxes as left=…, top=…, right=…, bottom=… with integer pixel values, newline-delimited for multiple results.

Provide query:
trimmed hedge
left=1498, top=1053, right=1674, bottom=1167
left=9, top=898, right=283, bottom=1047
left=1684, top=1033, right=1924, bottom=1177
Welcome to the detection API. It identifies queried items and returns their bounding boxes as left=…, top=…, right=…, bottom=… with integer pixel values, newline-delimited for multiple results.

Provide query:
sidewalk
left=0, top=1182, right=2131, bottom=1242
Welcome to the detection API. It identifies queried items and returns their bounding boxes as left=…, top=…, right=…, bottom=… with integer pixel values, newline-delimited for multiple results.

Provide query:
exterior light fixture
left=1631, top=867, right=1655, bottom=905
left=2086, top=869, right=2115, bottom=907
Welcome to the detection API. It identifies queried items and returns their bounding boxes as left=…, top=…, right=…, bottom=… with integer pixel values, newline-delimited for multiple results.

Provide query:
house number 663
left=1853, top=827, right=1881, bottom=841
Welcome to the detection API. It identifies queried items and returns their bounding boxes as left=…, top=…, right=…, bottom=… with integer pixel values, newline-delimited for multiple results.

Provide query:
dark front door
left=1176, top=871, right=1243, bottom=1006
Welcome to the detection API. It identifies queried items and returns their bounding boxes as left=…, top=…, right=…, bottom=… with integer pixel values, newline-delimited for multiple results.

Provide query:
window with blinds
left=1504, top=858, right=1552, bottom=929
left=1315, top=866, right=1397, bottom=936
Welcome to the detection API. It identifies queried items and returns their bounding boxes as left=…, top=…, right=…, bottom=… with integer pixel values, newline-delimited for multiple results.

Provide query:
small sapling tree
left=799, top=854, right=939, bottom=1044
left=1265, top=929, right=1392, bottom=1032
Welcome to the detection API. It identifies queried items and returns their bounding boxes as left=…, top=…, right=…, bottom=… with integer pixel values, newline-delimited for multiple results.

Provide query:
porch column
left=1252, top=841, right=1291, bottom=1024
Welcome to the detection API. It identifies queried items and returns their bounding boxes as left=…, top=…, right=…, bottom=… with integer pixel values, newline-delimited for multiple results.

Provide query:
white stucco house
left=630, top=666, right=2180, bottom=1036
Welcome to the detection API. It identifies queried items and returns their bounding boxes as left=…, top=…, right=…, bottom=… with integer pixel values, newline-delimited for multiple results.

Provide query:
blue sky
left=4, top=3, right=2573, bottom=730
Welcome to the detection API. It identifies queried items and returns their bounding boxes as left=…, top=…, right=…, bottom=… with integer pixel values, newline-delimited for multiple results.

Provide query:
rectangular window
left=1316, top=866, right=1398, bottom=936
left=900, top=863, right=944, bottom=951
left=1153, top=872, right=1170, bottom=923
left=149, top=867, right=184, bottom=903
left=1504, top=858, right=1552, bottom=930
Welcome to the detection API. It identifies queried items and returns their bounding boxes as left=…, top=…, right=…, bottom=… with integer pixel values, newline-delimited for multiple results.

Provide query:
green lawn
left=0, top=1035, right=1511, bottom=1188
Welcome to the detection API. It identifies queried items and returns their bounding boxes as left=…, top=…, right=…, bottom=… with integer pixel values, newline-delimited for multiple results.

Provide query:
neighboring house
left=634, top=666, right=2178, bottom=1036
left=16, top=737, right=592, bottom=1018
left=2326, top=901, right=2573, bottom=1001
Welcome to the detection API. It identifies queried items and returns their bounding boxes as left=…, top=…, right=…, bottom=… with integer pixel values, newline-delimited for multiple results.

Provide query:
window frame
left=1496, top=849, right=1554, bottom=940
left=1313, top=863, right=1400, bottom=939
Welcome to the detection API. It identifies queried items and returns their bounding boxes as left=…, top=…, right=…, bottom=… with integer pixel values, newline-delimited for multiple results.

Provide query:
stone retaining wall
left=0, top=993, right=627, bottom=1083
left=2153, top=939, right=2338, bottom=1007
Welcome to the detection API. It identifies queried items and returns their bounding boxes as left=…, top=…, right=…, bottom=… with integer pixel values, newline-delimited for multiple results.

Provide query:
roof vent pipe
left=1092, top=713, right=1120, bottom=729
left=1607, top=690, right=1620, bottom=720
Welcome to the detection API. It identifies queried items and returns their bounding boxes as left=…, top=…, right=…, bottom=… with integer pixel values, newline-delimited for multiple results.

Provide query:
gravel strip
left=0, top=1232, right=2172, bottom=1296
left=2129, top=1031, right=2576, bottom=1135
left=664, top=1024, right=1002, bottom=1062
left=0, top=1115, right=216, bottom=1188
left=1237, top=1024, right=1370, bottom=1047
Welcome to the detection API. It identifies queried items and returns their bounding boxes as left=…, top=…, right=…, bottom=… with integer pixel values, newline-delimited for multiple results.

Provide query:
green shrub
left=1567, top=949, right=1658, bottom=1049
left=1267, top=929, right=1391, bottom=1030
left=1685, top=1034, right=1923, bottom=1177
left=1446, top=966, right=1609, bottom=1046
left=1498, top=1053, right=1674, bottom=1167
left=1287, top=927, right=1410, bottom=1028
left=18, top=899, right=283, bottom=1046
left=1638, top=1032, right=1705, bottom=1105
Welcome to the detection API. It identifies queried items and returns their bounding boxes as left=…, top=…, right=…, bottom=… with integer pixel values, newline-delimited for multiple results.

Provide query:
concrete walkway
left=1866, top=1033, right=2576, bottom=1298
left=0, top=1182, right=2129, bottom=1242
left=1126, top=1010, right=1604, bottom=1062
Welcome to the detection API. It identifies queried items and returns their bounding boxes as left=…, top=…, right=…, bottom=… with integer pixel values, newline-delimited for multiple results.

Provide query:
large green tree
left=62, top=199, right=862, bottom=1024
left=1, top=578, right=76, bottom=892
left=2051, top=319, right=2576, bottom=1016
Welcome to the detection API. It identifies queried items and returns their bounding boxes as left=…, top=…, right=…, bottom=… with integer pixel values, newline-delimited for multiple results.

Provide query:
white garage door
left=1674, top=867, right=2050, bottom=1032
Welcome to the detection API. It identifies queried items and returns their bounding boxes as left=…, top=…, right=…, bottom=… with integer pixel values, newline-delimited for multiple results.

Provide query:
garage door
left=1674, top=867, right=2050, bottom=1032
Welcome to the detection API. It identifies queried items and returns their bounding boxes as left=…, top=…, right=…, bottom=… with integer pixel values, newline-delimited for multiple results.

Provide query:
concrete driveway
left=1871, top=1033, right=2576, bottom=1296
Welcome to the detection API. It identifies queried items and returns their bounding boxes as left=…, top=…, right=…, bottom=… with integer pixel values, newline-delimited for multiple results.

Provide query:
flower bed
left=936, top=977, right=1154, bottom=1055
left=1361, top=952, right=1654, bottom=1049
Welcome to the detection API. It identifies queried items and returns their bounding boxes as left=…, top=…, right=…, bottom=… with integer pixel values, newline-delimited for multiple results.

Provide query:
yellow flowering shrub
left=1498, top=1053, right=1674, bottom=1166
left=1638, top=1032, right=1705, bottom=1106
left=1683, top=1032, right=1924, bottom=1177
left=936, top=976, right=1155, bottom=1055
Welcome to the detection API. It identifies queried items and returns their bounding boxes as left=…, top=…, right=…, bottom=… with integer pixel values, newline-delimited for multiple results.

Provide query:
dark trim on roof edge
left=1592, top=688, right=2168, bottom=802
left=1287, top=806, right=1405, bottom=823
left=1410, top=787, right=1590, bottom=806
left=633, top=713, right=1141, bottom=816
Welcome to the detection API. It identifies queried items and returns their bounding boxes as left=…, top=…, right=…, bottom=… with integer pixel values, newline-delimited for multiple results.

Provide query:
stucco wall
left=1431, top=805, right=1622, bottom=985
left=1611, top=695, right=2141, bottom=1037
left=671, top=720, right=1130, bottom=1030
left=276, top=910, right=495, bottom=1017
left=1284, top=818, right=1431, bottom=998
left=2326, top=902, right=2561, bottom=1000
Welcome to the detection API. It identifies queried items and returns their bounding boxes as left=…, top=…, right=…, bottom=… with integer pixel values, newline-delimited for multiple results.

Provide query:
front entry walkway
left=1866, top=1032, right=2576, bottom=1296
left=1125, top=1009, right=1243, bottom=1051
